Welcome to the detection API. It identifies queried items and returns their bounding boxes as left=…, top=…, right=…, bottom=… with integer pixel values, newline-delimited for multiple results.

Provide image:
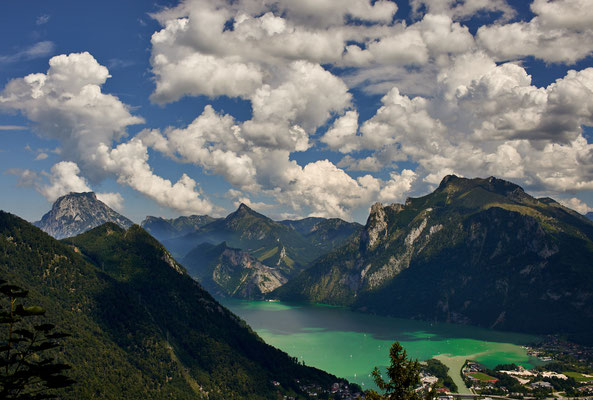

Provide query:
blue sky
left=1, top=0, right=593, bottom=223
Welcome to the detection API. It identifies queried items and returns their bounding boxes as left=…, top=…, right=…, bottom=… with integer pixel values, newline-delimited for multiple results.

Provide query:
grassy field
left=255, top=246, right=278, bottom=261
left=563, top=372, right=593, bottom=382
left=468, top=372, right=498, bottom=381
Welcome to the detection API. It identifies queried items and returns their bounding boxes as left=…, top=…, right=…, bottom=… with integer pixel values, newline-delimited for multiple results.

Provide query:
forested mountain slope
left=274, top=176, right=593, bottom=344
left=0, top=211, right=339, bottom=399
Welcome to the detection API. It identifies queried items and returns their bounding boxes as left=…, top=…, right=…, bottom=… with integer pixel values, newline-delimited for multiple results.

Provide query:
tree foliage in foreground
left=367, top=341, right=422, bottom=400
left=0, top=280, right=74, bottom=399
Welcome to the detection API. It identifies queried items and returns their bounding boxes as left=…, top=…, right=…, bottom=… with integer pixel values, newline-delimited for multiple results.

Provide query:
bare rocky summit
left=34, top=192, right=133, bottom=239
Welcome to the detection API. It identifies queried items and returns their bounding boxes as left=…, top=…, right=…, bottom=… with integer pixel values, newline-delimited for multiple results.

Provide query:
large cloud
left=5, top=0, right=593, bottom=220
left=39, top=161, right=94, bottom=202
left=0, top=53, right=216, bottom=215
left=8, top=161, right=126, bottom=212
left=96, top=140, right=216, bottom=215
left=139, top=107, right=415, bottom=219
left=144, top=0, right=593, bottom=218
left=0, top=52, right=143, bottom=178
left=477, top=0, right=593, bottom=63
left=149, top=0, right=475, bottom=102
left=332, top=58, right=593, bottom=193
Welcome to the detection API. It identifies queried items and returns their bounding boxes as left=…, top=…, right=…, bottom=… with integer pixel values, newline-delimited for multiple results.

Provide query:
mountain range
left=24, top=177, right=593, bottom=343
left=29, top=192, right=361, bottom=300
left=141, top=214, right=219, bottom=242
left=178, top=216, right=364, bottom=299
left=162, top=204, right=361, bottom=277
left=273, top=175, right=593, bottom=344
left=0, top=211, right=341, bottom=399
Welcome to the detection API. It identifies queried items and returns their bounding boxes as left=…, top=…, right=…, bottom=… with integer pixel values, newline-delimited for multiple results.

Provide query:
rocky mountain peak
left=438, top=174, right=460, bottom=188
left=34, top=192, right=133, bottom=239
left=226, top=203, right=270, bottom=223
left=483, top=176, right=525, bottom=197
left=368, top=202, right=384, bottom=216
left=231, top=203, right=253, bottom=216
left=436, top=175, right=526, bottom=200
left=362, top=202, right=389, bottom=251
left=233, top=202, right=252, bottom=216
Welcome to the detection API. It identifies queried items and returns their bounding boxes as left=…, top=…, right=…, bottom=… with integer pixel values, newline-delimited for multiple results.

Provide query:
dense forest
left=0, top=211, right=341, bottom=399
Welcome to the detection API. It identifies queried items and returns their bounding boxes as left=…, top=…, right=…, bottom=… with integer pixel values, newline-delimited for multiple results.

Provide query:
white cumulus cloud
left=559, top=197, right=593, bottom=215
left=145, top=0, right=593, bottom=217
left=477, top=0, right=593, bottom=63
left=0, top=52, right=215, bottom=215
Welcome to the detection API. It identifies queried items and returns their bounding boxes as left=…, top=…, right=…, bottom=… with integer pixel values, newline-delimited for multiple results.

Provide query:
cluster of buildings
left=281, top=380, right=363, bottom=399
left=463, top=361, right=499, bottom=389
left=328, top=381, right=364, bottom=399
left=526, top=336, right=593, bottom=365
left=419, top=372, right=439, bottom=392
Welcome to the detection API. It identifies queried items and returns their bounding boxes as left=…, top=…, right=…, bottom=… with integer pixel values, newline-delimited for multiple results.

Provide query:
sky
left=1, top=0, right=593, bottom=224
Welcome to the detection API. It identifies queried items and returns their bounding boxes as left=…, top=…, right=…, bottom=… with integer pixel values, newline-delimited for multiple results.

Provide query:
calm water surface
left=221, top=299, right=542, bottom=392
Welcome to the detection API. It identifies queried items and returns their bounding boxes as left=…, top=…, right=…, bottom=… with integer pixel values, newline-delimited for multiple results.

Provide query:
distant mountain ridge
left=34, top=192, right=133, bottom=239
left=279, top=217, right=363, bottom=253
left=141, top=214, right=219, bottom=241
left=0, top=211, right=340, bottom=399
left=274, top=175, right=593, bottom=344
left=164, top=203, right=361, bottom=277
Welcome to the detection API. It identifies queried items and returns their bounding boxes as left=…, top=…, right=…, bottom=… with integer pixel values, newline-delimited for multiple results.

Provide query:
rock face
left=34, top=192, right=133, bottom=239
left=274, top=175, right=593, bottom=343
left=182, top=242, right=288, bottom=299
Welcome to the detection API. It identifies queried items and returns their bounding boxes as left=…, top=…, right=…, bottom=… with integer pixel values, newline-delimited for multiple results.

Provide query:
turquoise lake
left=220, top=299, right=543, bottom=392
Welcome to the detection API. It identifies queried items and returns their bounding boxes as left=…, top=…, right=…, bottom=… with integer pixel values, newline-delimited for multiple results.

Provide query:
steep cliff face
left=34, top=192, right=133, bottom=239
left=274, top=176, right=593, bottom=343
left=182, top=242, right=288, bottom=299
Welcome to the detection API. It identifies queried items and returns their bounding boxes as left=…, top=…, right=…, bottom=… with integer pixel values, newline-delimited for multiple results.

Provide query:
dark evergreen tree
left=367, top=342, right=421, bottom=400
left=0, top=280, right=74, bottom=399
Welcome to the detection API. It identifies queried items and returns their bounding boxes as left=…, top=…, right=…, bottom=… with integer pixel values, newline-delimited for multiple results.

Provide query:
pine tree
left=367, top=341, right=421, bottom=400
left=0, top=279, right=74, bottom=399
